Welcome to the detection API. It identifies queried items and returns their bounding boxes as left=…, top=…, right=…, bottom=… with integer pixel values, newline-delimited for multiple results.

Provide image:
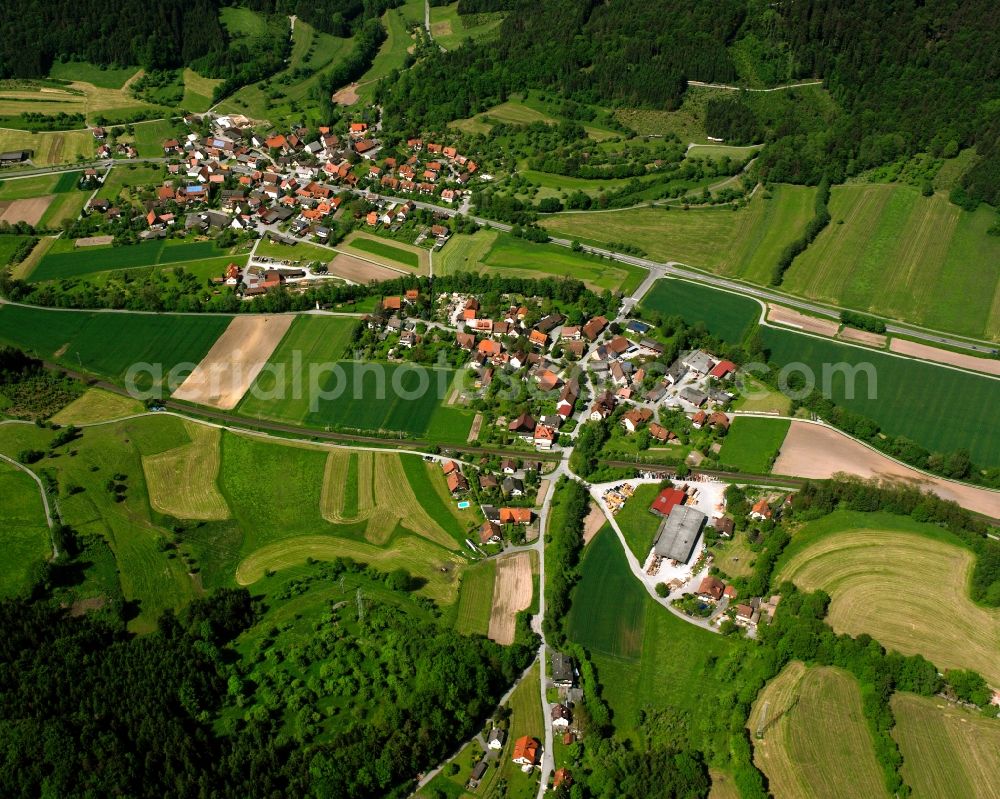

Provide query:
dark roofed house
left=652, top=505, right=706, bottom=564
left=713, top=516, right=735, bottom=538
left=551, top=704, right=573, bottom=729
left=479, top=521, right=502, bottom=544
left=551, top=652, right=575, bottom=687
left=508, top=411, right=536, bottom=435
left=469, top=760, right=488, bottom=787
left=479, top=473, right=499, bottom=491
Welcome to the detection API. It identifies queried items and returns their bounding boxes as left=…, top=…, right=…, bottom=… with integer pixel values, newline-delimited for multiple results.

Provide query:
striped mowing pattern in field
left=784, top=185, right=1000, bottom=341
left=781, top=528, right=1000, bottom=685
left=892, top=693, right=1000, bottom=799
left=454, top=560, right=495, bottom=636
left=373, top=454, right=455, bottom=548
left=748, top=663, right=889, bottom=799
left=142, top=421, right=229, bottom=521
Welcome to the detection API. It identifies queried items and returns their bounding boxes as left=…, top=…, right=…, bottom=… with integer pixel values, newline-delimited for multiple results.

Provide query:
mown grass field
left=0, top=70, right=163, bottom=123
left=542, top=184, right=816, bottom=283
left=429, top=2, right=504, bottom=50
left=454, top=560, right=496, bottom=636
left=783, top=185, right=1000, bottom=340
left=239, top=315, right=469, bottom=438
left=717, top=417, right=790, bottom=473
left=0, top=461, right=51, bottom=598
left=892, top=693, right=1000, bottom=799
left=0, top=171, right=79, bottom=200
left=0, top=235, right=30, bottom=267
left=0, top=128, right=93, bottom=165
left=451, top=93, right=618, bottom=141
left=0, top=304, right=230, bottom=390
left=181, top=69, right=222, bottom=112
left=255, top=237, right=334, bottom=263
left=95, top=163, right=167, bottom=201
left=777, top=510, right=1000, bottom=685
left=748, top=662, right=889, bottom=799
left=142, top=420, right=230, bottom=521
left=50, top=387, right=144, bottom=425
left=438, top=229, right=646, bottom=294
left=355, top=0, right=420, bottom=101
left=30, top=238, right=229, bottom=282
left=614, top=483, right=662, bottom=560
left=567, top=525, right=733, bottom=737
left=641, top=278, right=760, bottom=343
left=49, top=61, right=139, bottom=89
left=343, top=231, right=423, bottom=270
left=761, top=326, right=1000, bottom=466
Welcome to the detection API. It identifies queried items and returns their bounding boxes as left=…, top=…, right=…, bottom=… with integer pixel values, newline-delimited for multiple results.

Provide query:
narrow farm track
left=0, top=441, right=58, bottom=558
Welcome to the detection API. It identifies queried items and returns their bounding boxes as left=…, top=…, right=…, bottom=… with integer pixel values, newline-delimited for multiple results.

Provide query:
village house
left=649, top=423, right=676, bottom=444
left=534, top=424, right=556, bottom=449
left=487, top=728, right=506, bottom=750
left=479, top=521, right=502, bottom=545
left=750, top=499, right=773, bottom=521
left=502, top=476, right=524, bottom=497
left=622, top=408, right=653, bottom=433
left=512, top=736, right=540, bottom=768
left=500, top=507, right=532, bottom=525
left=508, top=411, right=536, bottom=437
left=551, top=704, right=573, bottom=730
left=589, top=391, right=616, bottom=420
left=447, top=471, right=469, bottom=494
left=551, top=652, right=575, bottom=687
left=582, top=315, right=608, bottom=341
left=697, top=576, right=726, bottom=602
left=650, top=486, right=687, bottom=518
left=713, top=516, right=735, bottom=538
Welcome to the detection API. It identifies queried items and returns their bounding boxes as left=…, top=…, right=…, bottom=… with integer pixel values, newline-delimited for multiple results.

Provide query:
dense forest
left=0, top=569, right=534, bottom=799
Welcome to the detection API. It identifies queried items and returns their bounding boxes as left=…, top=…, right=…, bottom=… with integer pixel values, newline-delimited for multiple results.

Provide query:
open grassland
left=95, top=163, right=167, bottom=200
left=0, top=304, right=230, bottom=391
left=641, top=278, right=760, bottom=343
left=892, top=693, right=1000, bottom=799
left=342, top=230, right=426, bottom=272
left=568, top=525, right=733, bottom=735
left=783, top=185, right=1000, bottom=340
left=141, top=421, right=229, bottom=521
left=438, top=229, right=646, bottom=294
left=50, top=388, right=143, bottom=425
left=0, top=128, right=93, bottom=165
left=717, top=417, right=789, bottom=473
left=0, top=73, right=164, bottom=123
left=0, top=461, right=51, bottom=598
left=355, top=0, right=420, bottom=101
left=732, top=376, right=792, bottom=414
left=0, top=171, right=80, bottom=200
left=614, top=484, right=662, bottom=560
left=181, top=69, right=222, bottom=112
left=542, top=184, right=815, bottom=284
left=31, top=238, right=229, bottom=282
left=0, top=417, right=203, bottom=630
left=761, top=326, right=1000, bottom=466
left=398, top=456, right=474, bottom=543
left=430, top=3, right=504, bottom=50
left=454, top=559, right=495, bottom=636
left=777, top=510, right=1000, bottom=685
left=452, top=94, right=617, bottom=140
left=748, top=662, right=889, bottom=799
left=321, top=451, right=373, bottom=523
left=49, top=62, right=139, bottom=89
left=254, top=237, right=334, bottom=263
left=215, top=17, right=354, bottom=125
left=568, top=527, right=646, bottom=658
left=235, top=533, right=464, bottom=603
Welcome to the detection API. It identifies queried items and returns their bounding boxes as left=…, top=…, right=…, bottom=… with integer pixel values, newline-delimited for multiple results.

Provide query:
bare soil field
left=466, top=412, right=483, bottom=442
left=582, top=501, right=606, bottom=545
left=772, top=421, right=1000, bottom=518
left=75, top=235, right=115, bottom=247
left=328, top=253, right=402, bottom=283
left=766, top=304, right=839, bottom=336
left=331, top=83, right=360, bottom=105
left=488, top=551, right=533, bottom=645
left=890, top=338, right=1000, bottom=376
left=838, top=327, right=887, bottom=347
left=0, top=196, right=53, bottom=226
left=172, top=315, right=294, bottom=409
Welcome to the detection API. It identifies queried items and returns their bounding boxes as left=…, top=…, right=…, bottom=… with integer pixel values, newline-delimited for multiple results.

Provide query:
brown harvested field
left=466, top=412, right=483, bottom=442
left=76, top=235, right=115, bottom=247
left=328, top=253, right=402, bottom=283
left=766, top=304, right=839, bottom=336
left=890, top=338, right=1000, bottom=376
left=772, top=421, right=1000, bottom=518
left=172, top=314, right=294, bottom=409
left=488, top=551, right=533, bottom=645
left=838, top=326, right=887, bottom=347
left=332, top=83, right=360, bottom=105
left=0, top=196, right=53, bottom=226
left=582, top=501, right=606, bottom=545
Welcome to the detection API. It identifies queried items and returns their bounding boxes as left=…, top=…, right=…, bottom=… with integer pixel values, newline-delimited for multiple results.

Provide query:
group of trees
left=542, top=477, right=589, bottom=648
left=770, top=175, right=830, bottom=284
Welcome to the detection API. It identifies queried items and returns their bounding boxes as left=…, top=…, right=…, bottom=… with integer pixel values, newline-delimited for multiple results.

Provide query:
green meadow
left=641, top=278, right=760, bottom=343
left=0, top=461, right=52, bottom=598
left=718, top=417, right=790, bottom=473
left=30, top=239, right=228, bottom=282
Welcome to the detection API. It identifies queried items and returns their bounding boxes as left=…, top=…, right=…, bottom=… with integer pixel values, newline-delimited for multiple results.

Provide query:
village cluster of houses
left=437, top=459, right=539, bottom=548
left=363, top=135, right=478, bottom=206
left=695, top=574, right=781, bottom=632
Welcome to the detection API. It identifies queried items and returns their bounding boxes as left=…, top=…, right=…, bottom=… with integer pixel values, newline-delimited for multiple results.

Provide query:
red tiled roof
left=650, top=487, right=686, bottom=516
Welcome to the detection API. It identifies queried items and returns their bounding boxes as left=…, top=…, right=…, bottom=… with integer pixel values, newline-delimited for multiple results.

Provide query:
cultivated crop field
left=782, top=185, right=1000, bottom=340
left=454, top=559, right=495, bottom=636
left=572, top=527, right=733, bottom=732
left=438, top=229, right=646, bottom=294
left=748, top=662, right=888, bottom=799
left=541, top=185, right=816, bottom=282
left=30, top=238, right=230, bottom=282
left=717, top=417, right=790, bottom=473
left=0, top=304, right=230, bottom=391
left=487, top=551, right=534, bottom=645
left=141, top=420, right=229, bottom=521
left=0, top=128, right=93, bottom=165
left=641, top=278, right=760, bottom=343
left=761, top=326, right=1000, bottom=466
left=892, top=693, right=1000, bottom=799
left=0, top=461, right=51, bottom=598
left=778, top=511, right=1000, bottom=685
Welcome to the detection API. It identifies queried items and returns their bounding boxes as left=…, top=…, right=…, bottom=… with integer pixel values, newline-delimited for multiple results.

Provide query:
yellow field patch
left=779, top=529, right=1000, bottom=685
left=748, top=662, right=888, bottom=799
left=372, top=454, right=454, bottom=548
left=892, top=693, right=1000, bottom=798
left=51, top=388, right=144, bottom=425
left=234, top=533, right=464, bottom=604
left=142, top=421, right=229, bottom=520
